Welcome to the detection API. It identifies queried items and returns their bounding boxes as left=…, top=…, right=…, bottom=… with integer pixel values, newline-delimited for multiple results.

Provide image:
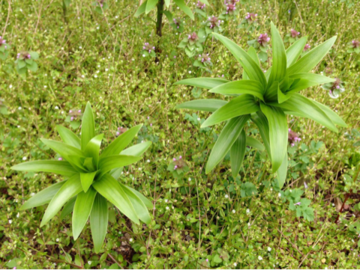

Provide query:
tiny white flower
left=248, top=222, right=251, bottom=226
left=79, top=46, right=82, bottom=49
left=56, top=238, right=59, bottom=242
left=31, top=193, right=35, bottom=196
left=138, top=168, right=142, bottom=171
left=94, top=74, right=98, bottom=78
left=267, top=247, right=271, bottom=252
left=18, top=107, right=22, bottom=110
left=9, top=84, right=12, bottom=88
left=165, top=199, right=168, bottom=203
left=88, top=261, right=92, bottom=265
left=9, top=219, right=12, bottom=224
left=225, top=194, right=229, bottom=199
left=96, top=26, right=99, bottom=29
left=258, top=256, right=263, bottom=260
left=278, top=193, right=281, bottom=197
left=55, top=106, right=59, bottom=109
left=129, top=238, right=133, bottom=242
left=105, top=68, right=109, bottom=72
left=188, top=178, right=191, bottom=181
left=22, top=156, right=27, bottom=161
left=234, top=262, right=237, bottom=266
left=143, top=54, right=146, bottom=57
left=147, top=159, right=150, bottom=163
left=232, top=209, right=236, bottom=213
left=246, top=209, right=250, bottom=213
left=16, top=213, right=20, bottom=218
left=197, top=117, right=201, bottom=121
left=189, top=71, right=192, bottom=74
left=44, top=85, right=47, bottom=88
left=166, top=206, right=169, bottom=210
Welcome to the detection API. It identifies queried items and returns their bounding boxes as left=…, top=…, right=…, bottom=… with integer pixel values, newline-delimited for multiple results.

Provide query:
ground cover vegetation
left=1, top=0, right=360, bottom=268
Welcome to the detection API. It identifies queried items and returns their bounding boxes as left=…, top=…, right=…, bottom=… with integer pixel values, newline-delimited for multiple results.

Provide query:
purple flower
left=188, top=32, right=198, bottom=42
left=304, top=182, right=308, bottom=189
left=17, top=52, right=32, bottom=60
left=173, top=158, right=177, bottom=161
left=290, top=28, right=300, bottom=38
left=225, top=3, right=236, bottom=13
left=143, top=42, right=155, bottom=53
left=258, top=33, right=270, bottom=46
left=71, top=116, right=74, bottom=121
left=116, top=131, right=120, bottom=136
left=78, top=109, right=81, bottom=113
left=245, top=13, right=258, bottom=21
left=208, top=16, right=221, bottom=29
left=198, top=53, right=211, bottom=63
left=288, top=128, right=300, bottom=146
left=294, top=202, right=301, bottom=206
left=304, top=44, right=311, bottom=51
left=329, top=78, right=342, bottom=94
left=179, top=156, right=182, bottom=159
left=58, top=157, right=63, bottom=161
left=197, top=1, right=206, bottom=9
left=174, top=165, right=178, bottom=169
left=352, top=40, right=360, bottom=49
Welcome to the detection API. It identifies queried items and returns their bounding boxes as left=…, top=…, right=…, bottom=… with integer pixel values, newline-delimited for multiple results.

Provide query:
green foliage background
left=0, top=0, right=360, bottom=268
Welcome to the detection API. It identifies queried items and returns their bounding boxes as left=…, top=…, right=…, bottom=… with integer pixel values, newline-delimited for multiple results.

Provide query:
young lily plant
left=12, top=102, right=152, bottom=253
left=175, top=22, right=347, bottom=188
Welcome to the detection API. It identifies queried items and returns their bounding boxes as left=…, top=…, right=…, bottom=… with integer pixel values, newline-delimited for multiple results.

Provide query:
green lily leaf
left=145, top=0, right=158, bottom=14
left=272, top=93, right=338, bottom=132
left=80, top=171, right=97, bottom=193
left=174, top=78, right=229, bottom=89
left=41, top=175, right=83, bottom=227
left=230, top=129, right=246, bottom=178
left=135, top=0, right=147, bottom=17
left=212, top=33, right=267, bottom=89
left=20, top=181, right=65, bottom=210
left=176, top=99, right=228, bottom=112
left=206, top=115, right=249, bottom=173
left=101, top=125, right=142, bottom=157
left=268, top=22, right=287, bottom=88
left=260, top=104, right=288, bottom=172
left=56, top=125, right=81, bottom=149
left=287, top=36, right=337, bottom=75
left=81, top=102, right=96, bottom=151
left=174, top=0, right=194, bottom=20
left=90, top=194, right=108, bottom=253
left=119, top=183, right=151, bottom=224
left=246, top=137, right=265, bottom=151
left=12, top=160, right=78, bottom=177
left=72, top=188, right=97, bottom=240
left=84, top=134, right=103, bottom=168
left=92, top=174, right=139, bottom=224
left=209, top=80, right=265, bottom=100
left=201, top=95, right=259, bottom=127
left=286, top=36, right=307, bottom=67
left=121, top=141, right=152, bottom=156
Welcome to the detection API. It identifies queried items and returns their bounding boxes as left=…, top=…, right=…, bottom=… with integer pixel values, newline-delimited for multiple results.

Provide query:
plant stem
left=156, top=0, right=165, bottom=37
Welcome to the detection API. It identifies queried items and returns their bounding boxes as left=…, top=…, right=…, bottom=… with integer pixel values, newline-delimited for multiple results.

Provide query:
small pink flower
left=245, top=13, right=257, bottom=21
left=258, top=33, right=270, bottom=46
left=174, top=165, right=178, bottom=169
left=290, top=28, right=300, bottom=38
left=173, top=158, right=177, bottom=161
left=304, top=44, right=311, bottom=51
left=352, top=40, right=360, bottom=49
left=294, top=202, right=301, bottom=206
left=58, top=157, right=63, bottom=161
